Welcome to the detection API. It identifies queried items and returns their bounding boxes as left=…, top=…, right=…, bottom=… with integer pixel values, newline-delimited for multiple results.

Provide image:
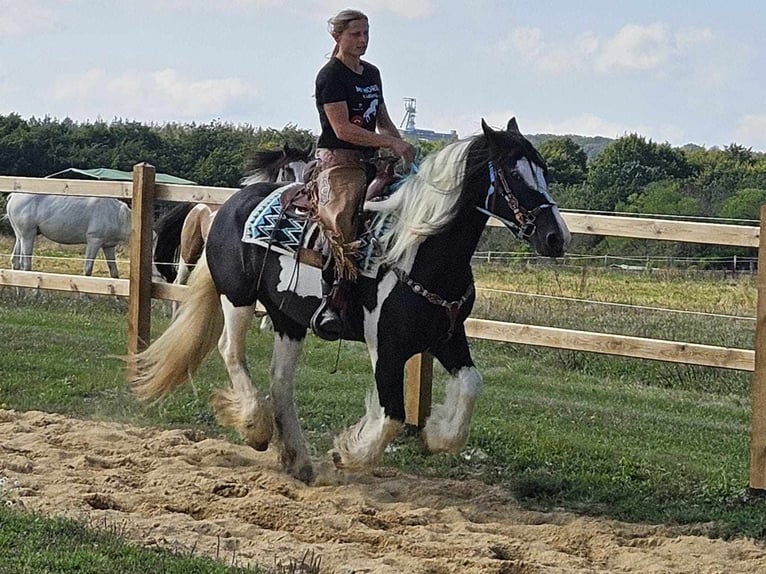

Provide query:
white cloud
left=352, top=0, right=433, bottom=18
left=595, top=23, right=671, bottom=72
left=508, top=27, right=598, bottom=73
left=505, top=22, right=713, bottom=76
left=51, top=68, right=254, bottom=122
left=732, top=115, right=766, bottom=151
left=146, top=0, right=433, bottom=19
left=0, top=0, right=57, bottom=38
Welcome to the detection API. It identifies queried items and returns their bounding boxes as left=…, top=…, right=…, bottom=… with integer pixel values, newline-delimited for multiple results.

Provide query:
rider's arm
left=324, top=101, right=413, bottom=160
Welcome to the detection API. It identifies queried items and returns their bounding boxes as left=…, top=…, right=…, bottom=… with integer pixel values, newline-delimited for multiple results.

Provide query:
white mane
left=365, top=139, right=473, bottom=264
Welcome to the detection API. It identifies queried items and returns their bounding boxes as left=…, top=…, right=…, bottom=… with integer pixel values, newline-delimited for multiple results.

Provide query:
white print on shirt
left=355, top=85, right=380, bottom=95
left=363, top=99, right=379, bottom=122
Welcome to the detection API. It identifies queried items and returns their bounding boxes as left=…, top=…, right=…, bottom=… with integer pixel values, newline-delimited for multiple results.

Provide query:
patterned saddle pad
left=242, top=187, right=395, bottom=278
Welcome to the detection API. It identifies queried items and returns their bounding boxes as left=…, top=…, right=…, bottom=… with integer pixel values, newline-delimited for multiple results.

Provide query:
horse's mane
left=241, top=145, right=311, bottom=185
left=365, top=139, right=474, bottom=264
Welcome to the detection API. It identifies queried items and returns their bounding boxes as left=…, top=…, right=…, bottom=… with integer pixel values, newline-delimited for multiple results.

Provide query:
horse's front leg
left=331, top=348, right=404, bottom=472
left=422, top=324, right=482, bottom=454
left=211, top=299, right=274, bottom=451
left=268, top=319, right=314, bottom=484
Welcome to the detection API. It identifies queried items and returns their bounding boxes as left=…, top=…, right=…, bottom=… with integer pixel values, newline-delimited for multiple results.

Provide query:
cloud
left=507, top=27, right=598, bottom=73
left=595, top=23, right=671, bottom=72
left=504, top=22, right=713, bottom=76
left=51, top=68, right=255, bottom=122
left=0, top=0, right=57, bottom=38
left=732, top=115, right=766, bottom=151
left=146, top=0, right=434, bottom=19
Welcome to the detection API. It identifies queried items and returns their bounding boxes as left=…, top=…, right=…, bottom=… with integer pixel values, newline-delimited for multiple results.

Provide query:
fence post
left=127, top=163, right=156, bottom=358
left=750, top=205, right=766, bottom=491
left=405, top=352, right=433, bottom=427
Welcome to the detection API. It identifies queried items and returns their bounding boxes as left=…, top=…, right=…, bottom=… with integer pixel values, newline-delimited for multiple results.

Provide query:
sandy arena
left=1, top=409, right=765, bottom=573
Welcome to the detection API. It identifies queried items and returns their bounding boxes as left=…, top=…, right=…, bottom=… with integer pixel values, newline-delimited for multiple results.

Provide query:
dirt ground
left=1, top=409, right=765, bottom=574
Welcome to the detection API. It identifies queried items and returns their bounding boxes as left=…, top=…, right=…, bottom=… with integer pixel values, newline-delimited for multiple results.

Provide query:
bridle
left=392, top=153, right=557, bottom=340
left=475, top=159, right=557, bottom=241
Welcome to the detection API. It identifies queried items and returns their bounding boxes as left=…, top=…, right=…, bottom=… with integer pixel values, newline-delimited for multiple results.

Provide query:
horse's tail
left=128, top=254, right=222, bottom=401
left=153, top=202, right=193, bottom=282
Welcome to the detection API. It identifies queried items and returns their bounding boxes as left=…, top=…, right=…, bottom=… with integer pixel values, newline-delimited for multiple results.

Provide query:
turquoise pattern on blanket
left=242, top=188, right=308, bottom=255
left=242, top=187, right=396, bottom=277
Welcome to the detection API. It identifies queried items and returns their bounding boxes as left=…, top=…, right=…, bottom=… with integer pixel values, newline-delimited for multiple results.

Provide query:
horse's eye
left=510, top=171, right=522, bottom=181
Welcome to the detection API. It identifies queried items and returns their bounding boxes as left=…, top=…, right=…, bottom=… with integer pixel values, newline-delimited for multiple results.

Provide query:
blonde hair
left=328, top=9, right=368, bottom=56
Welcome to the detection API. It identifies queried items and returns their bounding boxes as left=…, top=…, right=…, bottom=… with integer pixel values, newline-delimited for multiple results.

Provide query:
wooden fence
left=2, top=163, right=766, bottom=491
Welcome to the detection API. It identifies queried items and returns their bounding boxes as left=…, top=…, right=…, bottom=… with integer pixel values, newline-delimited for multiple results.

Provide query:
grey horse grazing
left=7, top=193, right=131, bottom=277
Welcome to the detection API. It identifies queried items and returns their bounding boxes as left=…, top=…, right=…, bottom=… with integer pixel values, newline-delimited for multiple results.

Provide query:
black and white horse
left=128, top=118, right=570, bottom=484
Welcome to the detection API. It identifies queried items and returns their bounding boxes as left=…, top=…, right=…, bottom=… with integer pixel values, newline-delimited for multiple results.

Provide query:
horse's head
left=477, top=118, right=570, bottom=258
left=277, top=144, right=314, bottom=183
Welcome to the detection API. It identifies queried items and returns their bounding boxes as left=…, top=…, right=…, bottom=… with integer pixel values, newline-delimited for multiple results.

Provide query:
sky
left=1, top=0, right=764, bottom=151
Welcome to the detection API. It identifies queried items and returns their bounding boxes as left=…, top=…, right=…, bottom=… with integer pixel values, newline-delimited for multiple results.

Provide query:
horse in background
left=153, top=144, right=312, bottom=286
left=128, top=118, right=570, bottom=484
left=6, top=193, right=131, bottom=277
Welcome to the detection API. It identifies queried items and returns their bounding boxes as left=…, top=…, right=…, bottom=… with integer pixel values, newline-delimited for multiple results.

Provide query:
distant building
left=398, top=98, right=458, bottom=143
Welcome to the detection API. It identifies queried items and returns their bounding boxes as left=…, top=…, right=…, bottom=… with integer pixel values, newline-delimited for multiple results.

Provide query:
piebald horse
left=128, top=119, right=570, bottom=484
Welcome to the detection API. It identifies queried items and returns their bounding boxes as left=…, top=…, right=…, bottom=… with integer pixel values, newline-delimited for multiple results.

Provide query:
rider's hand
left=392, top=139, right=416, bottom=167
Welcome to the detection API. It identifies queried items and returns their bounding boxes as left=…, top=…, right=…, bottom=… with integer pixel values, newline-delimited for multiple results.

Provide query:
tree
left=538, top=137, right=587, bottom=185
left=618, top=180, right=702, bottom=217
left=719, top=188, right=766, bottom=221
left=584, top=134, right=694, bottom=212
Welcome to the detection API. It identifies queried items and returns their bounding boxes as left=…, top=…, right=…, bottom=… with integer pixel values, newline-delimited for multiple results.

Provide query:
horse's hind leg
left=83, top=240, right=102, bottom=276
left=422, top=325, right=482, bottom=454
left=268, top=314, right=313, bottom=483
left=102, top=245, right=120, bottom=278
left=211, top=298, right=274, bottom=451
left=11, top=233, right=34, bottom=271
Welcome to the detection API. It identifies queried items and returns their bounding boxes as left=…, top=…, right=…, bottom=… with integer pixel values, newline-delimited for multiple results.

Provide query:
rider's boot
left=311, top=272, right=348, bottom=341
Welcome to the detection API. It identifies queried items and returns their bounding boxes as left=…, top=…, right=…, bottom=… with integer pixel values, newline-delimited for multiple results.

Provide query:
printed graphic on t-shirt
left=353, top=83, right=380, bottom=129
left=363, top=99, right=378, bottom=122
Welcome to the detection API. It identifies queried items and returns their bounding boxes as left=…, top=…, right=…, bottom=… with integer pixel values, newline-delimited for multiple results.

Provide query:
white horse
left=6, top=193, right=131, bottom=277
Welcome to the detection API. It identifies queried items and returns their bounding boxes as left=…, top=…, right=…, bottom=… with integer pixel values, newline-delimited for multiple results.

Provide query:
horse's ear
left=507, top=117, right=520, bottom=134
left=481, top=118, right=495, bottom=137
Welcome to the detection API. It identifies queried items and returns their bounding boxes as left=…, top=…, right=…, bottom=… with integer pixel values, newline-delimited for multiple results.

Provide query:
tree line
left=1, top=113, right=764, bottom=264
left=485, top=133, right=766, bottom=264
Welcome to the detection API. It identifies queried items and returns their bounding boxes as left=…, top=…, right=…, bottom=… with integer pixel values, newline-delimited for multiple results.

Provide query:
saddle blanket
left=241, top=187, right=394, bottom=278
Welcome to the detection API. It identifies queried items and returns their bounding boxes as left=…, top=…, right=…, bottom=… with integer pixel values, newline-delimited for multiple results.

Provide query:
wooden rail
left=2, top=165, right=765, bottom=489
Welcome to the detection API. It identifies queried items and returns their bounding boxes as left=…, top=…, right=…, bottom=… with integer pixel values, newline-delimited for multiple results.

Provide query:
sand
left=1, top=408, right=765, bottom=573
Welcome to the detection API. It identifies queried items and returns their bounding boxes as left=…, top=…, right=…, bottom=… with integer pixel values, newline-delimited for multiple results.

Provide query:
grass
left=1, top=239, right=766, bottom=563
left=0, top=505, right=261, bottom=574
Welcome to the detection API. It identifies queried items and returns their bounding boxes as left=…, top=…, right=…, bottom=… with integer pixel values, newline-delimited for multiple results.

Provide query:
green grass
left=0, top=506, right=261, bottom=574
left=1, top=262, right=765, bottom=557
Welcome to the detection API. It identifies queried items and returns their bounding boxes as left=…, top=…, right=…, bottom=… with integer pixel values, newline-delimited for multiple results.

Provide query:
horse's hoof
left=331, top=450, right=344, bottom=469
left=295, top=464, right=315, bottom=485
left=252, top=441, right=269, bottom=452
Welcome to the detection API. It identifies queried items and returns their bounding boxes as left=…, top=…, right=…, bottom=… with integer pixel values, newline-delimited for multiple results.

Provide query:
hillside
left=526, top=133, right=614, bottom=161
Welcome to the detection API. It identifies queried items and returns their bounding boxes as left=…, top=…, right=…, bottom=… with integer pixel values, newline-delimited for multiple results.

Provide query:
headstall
left=476, top=160, right=556, bottom=240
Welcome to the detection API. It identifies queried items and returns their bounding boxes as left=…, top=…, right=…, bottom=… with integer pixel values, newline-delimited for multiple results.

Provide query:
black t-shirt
left=315, top=58, right=383, bottom=152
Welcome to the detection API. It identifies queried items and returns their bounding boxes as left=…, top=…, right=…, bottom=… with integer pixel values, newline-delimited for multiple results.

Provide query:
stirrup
left=310, top=299, right=343, bottom=341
